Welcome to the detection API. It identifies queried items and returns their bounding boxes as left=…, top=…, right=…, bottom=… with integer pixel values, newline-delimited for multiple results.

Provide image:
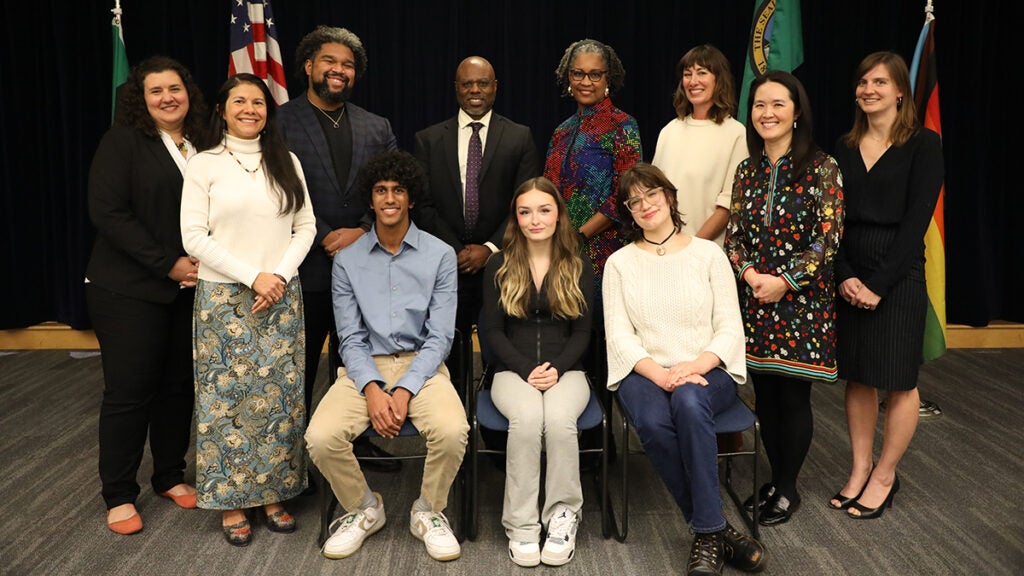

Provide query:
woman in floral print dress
left=725, top=71, right=844, bottom=526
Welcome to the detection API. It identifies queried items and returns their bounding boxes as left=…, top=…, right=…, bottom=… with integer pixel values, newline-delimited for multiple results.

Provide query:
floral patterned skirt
left=192, top=279, right=307, bottom=510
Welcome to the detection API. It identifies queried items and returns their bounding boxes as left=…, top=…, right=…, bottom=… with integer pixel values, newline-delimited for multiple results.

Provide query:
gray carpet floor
left=1, top=348, right=1022, bottom=576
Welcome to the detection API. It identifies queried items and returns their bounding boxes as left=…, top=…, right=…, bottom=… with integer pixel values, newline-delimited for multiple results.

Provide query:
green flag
left=111, top=4, right=128, bottom=123
left=737, top=0, right=804, bottom=124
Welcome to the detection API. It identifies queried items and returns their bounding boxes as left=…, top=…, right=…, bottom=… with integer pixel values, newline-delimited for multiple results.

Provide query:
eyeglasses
left=624, top=187, right=665, bottom=212
left=457, top=79, right=494, bottom=90
left=569, top=69, right=607, bottom=82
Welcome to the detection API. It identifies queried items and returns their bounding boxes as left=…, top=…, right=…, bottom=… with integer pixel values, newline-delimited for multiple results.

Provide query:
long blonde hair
left=495, top=177, right=587, bottom=319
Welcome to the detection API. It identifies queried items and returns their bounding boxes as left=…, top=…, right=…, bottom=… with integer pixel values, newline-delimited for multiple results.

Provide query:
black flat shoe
left=847, top=474, right=900, bottom=520
left=759, top=493, right=801, bottom=526
left=353, top=438, right=402, bottom=472
left=721, top=523, right=767, bottom=572
left=743, top=483, right=775, bottom=513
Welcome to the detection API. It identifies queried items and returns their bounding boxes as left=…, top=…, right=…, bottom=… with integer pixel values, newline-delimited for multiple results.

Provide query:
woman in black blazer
left=85, top=56, right=212, bottom=535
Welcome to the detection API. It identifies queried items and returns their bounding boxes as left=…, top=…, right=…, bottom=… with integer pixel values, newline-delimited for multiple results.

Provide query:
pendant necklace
left=642, top=228, right=675, bottom=256
left=226, top=147, right=260, bottom=174
left=315, top=104, right=346, bottom=128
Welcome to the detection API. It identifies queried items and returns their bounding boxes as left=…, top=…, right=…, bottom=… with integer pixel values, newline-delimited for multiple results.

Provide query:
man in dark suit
left=413, top=56, right=541, bottom=395
left=278, top=25, right=399, bottom=471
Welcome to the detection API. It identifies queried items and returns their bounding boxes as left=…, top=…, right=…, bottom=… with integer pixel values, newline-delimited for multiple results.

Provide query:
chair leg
left=607, top=398, right=629, bottom=542
left=316, top=465, right=337, bottom=548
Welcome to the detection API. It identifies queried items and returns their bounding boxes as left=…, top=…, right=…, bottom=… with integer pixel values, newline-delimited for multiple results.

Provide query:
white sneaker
left=322, top=493, right=386, bottom=559
left=409, top=509, right=461, bottom=561
left=541, top=505, right=578, bottom=566
left=508, top=540, right=541, bottom=567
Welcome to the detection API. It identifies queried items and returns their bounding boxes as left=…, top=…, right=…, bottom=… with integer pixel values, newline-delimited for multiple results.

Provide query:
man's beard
left=312, top=75, right=353, bottom=104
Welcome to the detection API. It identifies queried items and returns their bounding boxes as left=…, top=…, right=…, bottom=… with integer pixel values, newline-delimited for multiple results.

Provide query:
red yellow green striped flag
left=910, top=3, right=946, bottom=361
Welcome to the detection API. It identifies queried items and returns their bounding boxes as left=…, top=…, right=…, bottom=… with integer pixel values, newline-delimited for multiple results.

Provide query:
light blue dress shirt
left=332, top=222, right=458, bottom=395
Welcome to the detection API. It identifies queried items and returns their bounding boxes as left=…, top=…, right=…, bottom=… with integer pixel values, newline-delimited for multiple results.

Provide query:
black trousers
left=87, top=284, right=195, bottom=509
left=302, top=289, right=340, bottom=417
left=751, top=373, right=814, bottom=500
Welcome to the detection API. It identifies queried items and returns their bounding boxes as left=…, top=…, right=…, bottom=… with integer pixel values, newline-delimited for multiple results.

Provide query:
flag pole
left=917, top=0, right=942, bottom=419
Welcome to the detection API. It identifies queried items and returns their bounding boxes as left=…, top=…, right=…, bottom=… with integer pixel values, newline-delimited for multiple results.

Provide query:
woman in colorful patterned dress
left=181, top=73, right=315, bottom=546
left=543, top=38, right=642, bottom=313
left=830, top=52, right=943, bottom=520
left=725, top=71, right=844, bottom=526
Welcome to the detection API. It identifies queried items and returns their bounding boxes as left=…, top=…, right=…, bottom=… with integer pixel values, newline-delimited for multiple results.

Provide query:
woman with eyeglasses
left=544, top=38, right=641, bottom=313
left=724, top=71, right=844, bottom=527
left=604, top=163, right=766, bottom=576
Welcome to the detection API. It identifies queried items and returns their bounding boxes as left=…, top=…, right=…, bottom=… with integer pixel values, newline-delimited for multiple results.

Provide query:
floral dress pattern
left=193, top=279, right=307, bottom=509
left=725, top=151, right=844, bottom=381
left=544, top=97, right=642, bottom=307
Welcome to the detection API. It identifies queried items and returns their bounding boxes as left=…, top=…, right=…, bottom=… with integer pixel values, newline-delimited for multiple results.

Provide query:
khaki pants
left=305, top=352, right=469, bottom=513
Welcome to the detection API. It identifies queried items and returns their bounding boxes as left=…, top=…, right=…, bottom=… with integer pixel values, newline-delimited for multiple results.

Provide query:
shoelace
left=419, top=511, right=453, bottom=537
left=689, top=533, right=721, bottom=565
left=547, top=510, right=577, bottom=542
left=320, top=511, right=364, bottom=554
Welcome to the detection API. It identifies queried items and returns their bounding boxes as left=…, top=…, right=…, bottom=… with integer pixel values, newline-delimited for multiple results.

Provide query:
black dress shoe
left=722, top=523, right=767, bottom=572
left=743, top=483, right=775, bottom=513
left=759, top=493, right=800, bottom=526
left=687, top=531, right=724, bottom=576
left=353, top=438, right=402, bottom=472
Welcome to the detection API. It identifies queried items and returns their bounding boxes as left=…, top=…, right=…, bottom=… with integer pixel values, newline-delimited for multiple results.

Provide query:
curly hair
left=672, top=44, right=737, bottom=123
left=554, top=38, right=626, bottom=97
left=293, top=25, right=368, bottom=84
left=616, top=163, right=685, bottom=241
left=116, top=55, right=211, bottom=146
left=355, top=150, right=426, bottom=208
left=496, top=177, right=586, bottom=320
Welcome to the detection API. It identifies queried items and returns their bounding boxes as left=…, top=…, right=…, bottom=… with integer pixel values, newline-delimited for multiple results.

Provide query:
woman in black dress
left=831, top=52, right=944, bottom=519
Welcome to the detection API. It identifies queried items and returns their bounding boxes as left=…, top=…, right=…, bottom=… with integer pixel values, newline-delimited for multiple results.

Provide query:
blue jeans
left=617, top=368, right=737, bottom=533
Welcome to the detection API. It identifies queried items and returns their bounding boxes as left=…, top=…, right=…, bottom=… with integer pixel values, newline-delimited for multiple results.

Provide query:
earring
left=897, top=96, right=903, bottom=109
left=605, top=87, right=609, bottom=97
left=567, top=85, right=572, bottom=96
left=793, top=121, right=798, bottom=129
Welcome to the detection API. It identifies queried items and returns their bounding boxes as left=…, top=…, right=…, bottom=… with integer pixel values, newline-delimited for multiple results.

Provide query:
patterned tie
left=464, top=122, right=483, bottom=235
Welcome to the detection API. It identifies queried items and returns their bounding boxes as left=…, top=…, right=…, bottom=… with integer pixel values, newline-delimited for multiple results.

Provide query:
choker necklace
left=226, top=147, right=260, bottom=174
left=642, top=228, right=675, bottom=256
left=315, top=104, right=345, bottom=128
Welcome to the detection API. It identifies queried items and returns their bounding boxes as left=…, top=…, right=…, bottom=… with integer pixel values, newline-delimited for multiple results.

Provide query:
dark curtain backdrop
left=1, top=0, right=1016, bottom=330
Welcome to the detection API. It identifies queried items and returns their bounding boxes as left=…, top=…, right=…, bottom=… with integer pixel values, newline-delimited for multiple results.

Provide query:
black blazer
left=277, top=96, right=397, bottom=291
left=85, top=125, right=188, bottom=303
left=413, top=113, right=541, bottom=252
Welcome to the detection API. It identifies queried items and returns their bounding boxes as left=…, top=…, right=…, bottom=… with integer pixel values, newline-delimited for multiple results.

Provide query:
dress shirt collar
left=458, top=108, right=492, bottom=130
left=366, top=221, right=423, bottom=254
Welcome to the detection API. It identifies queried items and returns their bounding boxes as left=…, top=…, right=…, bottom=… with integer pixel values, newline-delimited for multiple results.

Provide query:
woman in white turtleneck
left=181, top=73, right=315, bottom=547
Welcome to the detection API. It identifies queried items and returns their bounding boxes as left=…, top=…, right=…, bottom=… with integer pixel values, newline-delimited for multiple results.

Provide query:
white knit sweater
left=602, top=239, right=747, bottom=389
left=181, top=134, right=315, bottom=287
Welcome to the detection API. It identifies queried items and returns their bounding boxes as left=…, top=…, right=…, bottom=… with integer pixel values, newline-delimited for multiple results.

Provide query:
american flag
left=228, top=0, right=288, bottom=105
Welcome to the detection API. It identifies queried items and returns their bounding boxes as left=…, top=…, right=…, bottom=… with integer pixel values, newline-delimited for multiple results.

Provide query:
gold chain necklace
left=226, top=147, right=260, bottom=174
left=315, top=104, right=346, bottom=128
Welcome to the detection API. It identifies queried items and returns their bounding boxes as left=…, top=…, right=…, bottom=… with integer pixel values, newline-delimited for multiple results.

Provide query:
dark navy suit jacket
left=278, top=96, right=397, bottom=291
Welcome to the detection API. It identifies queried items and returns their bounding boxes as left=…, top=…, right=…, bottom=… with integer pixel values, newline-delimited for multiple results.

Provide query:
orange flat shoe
left=160, top=489, right=197, bottom=509
left=107, top=511, right=143, bottom=535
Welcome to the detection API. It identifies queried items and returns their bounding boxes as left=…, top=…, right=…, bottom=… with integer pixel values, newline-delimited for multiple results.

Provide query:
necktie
left=464, top=122, right=483, bottom=234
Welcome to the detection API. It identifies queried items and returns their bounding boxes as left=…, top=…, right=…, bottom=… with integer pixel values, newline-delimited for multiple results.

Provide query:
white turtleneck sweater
left=602, top=239, right=747, bottom=390
left=181, top=133, right=315, bottom=287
